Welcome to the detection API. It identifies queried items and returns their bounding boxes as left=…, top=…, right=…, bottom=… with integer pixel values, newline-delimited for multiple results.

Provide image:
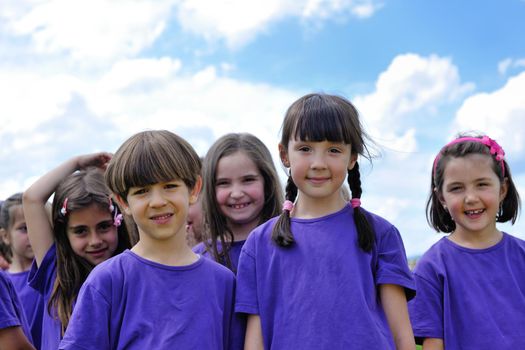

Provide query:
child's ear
left=0, top=228, right=9, bottom=245
left=434, top=187, right=446, bottom=208
left=114, top=194, right=131, bottom=216
left=499, top=177, right=509, bottom=202
left=190, top=176, right=202, bottom=205
left=348, top=153, right=358, bottom=171
left=279, top=144, right=290, bottom=168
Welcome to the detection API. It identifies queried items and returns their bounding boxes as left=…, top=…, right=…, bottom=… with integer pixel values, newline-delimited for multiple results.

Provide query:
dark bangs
left=106, top=130, right=201, bottom=199
left=282, top=94, right=364, bottom=154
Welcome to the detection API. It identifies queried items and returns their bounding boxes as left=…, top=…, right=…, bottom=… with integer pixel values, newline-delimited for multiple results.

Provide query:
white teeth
left=465, top=209, right=484, bottom=215
left=231, top=203, right=249, bottom=209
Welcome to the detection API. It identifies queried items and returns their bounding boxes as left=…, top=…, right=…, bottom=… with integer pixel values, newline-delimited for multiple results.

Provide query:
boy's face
left=118, top=178, right=201, bottom=244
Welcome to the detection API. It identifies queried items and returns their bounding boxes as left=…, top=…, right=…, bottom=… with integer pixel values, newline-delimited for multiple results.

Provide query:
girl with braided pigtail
left=236, top=93, right=416, bottom=350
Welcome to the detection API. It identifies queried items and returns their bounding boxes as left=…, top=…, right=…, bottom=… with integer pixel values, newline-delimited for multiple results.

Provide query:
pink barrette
left=108, top=198, right=115, bottom=212
left=60, top=198, right=68, bottom=216
left=350, top=198, right=361, bottom=209
left=113, top=213, right=123, bottom=227
left=282, top=200, right=294, bottom=212
left=433, top=136, right=505, bottom=177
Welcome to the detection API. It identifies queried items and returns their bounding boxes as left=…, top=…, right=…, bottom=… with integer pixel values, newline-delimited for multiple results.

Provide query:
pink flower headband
left=433, top=136, right=506, bottom=177
left=61, top=197, right=123, bottom=227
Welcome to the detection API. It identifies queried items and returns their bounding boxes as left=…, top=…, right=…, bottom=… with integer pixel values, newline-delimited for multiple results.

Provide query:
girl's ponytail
left=347, top=162, right=375, bottom=252
left=271, top=175, right=298, bottom=247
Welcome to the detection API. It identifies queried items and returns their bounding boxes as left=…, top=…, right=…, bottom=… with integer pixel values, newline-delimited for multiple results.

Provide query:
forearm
left=244, top=314, right=264, bottom=350
left=380, top=284, right=416, bottom=350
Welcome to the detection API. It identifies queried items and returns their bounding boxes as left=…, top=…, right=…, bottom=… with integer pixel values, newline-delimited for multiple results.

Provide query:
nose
left=464, top=189, right=479, bottom=205
left=88, top=232, right=103, bottom=247
left=230, top=183, right=244, bottom=199
left=310, top=152, right=327, bottom=170
left=149, top=188, right=167, bottom=207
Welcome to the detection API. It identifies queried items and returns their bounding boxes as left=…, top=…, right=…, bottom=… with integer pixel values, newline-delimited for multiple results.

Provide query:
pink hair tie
left=60, top=198, right=68, bottom=216
left=350, top=198, right=361, bottom=209
left=282, top=200, right=294, bottom=212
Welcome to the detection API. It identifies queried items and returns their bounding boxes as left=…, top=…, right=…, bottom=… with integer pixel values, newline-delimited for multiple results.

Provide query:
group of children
left=0, top=92, right=523, bottom=350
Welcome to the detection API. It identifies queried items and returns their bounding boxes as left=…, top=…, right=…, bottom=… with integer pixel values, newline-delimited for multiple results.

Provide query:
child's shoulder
left=198, top=255, right=235, bottom=281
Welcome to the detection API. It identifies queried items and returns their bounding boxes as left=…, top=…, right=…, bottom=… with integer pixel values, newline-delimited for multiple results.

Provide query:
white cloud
left=498, top=57, right=525, bottom=75
left=176, top=0, right=382, bottom=48
left=453, top=71, right=525, bottom=156
left=3, top=0, right=172, bottom=61
left=353, top=53, right=474, bottom=156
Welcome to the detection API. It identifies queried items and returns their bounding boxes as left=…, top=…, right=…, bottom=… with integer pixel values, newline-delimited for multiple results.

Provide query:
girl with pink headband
left=235, top=93, right=416, bottom=349
left=409, top=134, right=524, bottom=349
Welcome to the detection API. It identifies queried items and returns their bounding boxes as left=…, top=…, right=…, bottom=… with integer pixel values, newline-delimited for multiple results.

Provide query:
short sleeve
left=235, top=239, right=259, bottom=315
left=375, top=225, right=416, bottom=300
left=0, top=277, right=22, bottom=330
left=408, top=271, right=444, bottom=343
left=59, top=282, right=111, bottom=350
left=28, top=244, right=57, bottom=295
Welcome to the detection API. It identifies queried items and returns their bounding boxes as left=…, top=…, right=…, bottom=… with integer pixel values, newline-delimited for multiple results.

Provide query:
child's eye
left=72, top=227, right=88, bottom=235
left=298, top=146, right=311, bottom=152
left=17, top=225, right=28, bottom=233
left=243, top=176, right=257, bottom=183
left=216, top=180, right=230, bottom=187
left=165, top=183, right=179, bottom=189
left=98, top=221, right=114, bottom=232
left=329, top=148, right=342, bottom=154
left=131, top=188, right=147, bottom=195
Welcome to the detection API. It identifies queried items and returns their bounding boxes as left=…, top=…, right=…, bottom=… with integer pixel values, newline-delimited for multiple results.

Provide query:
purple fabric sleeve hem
left=234, top=304, right=259, bottom=315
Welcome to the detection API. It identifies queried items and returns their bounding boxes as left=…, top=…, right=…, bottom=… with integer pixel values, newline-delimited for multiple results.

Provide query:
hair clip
left=113, top=212, right=123, bottom=227
left=350, top=198, right=361, bottom=209
left=60, top=198, right=68, bottom=216
left=282, top=200, right=294, bottom=212
left=433, top=136, right=506, bottom=177
left=109, top=198, right=115, bottom=213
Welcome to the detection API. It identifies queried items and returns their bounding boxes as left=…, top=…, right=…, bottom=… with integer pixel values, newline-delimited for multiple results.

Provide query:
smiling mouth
left=465, top=209, right=485, bottom=216
left=150, top=213, right=173, bottom=220
left=87, top=248, right=107, bottom=256
left=229, top=203, right=250, bottom=209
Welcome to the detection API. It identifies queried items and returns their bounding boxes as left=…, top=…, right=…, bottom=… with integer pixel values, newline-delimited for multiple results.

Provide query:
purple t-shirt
left=60, top=250, right=235, bottom=350
left=9, top=269, right=44, bottom=349
left=28, top=244, right=62, bottom=350
left=0, top=270, right=33, bottom=343
left=194, top=240, right=247, bottom=350
left=409, top=233, right=525, bottom=349
left=235, top=205, right=415, bottom=349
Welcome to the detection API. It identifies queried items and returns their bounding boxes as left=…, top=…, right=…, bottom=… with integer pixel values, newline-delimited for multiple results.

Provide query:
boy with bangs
left=60, top=130, right=235, bottom=350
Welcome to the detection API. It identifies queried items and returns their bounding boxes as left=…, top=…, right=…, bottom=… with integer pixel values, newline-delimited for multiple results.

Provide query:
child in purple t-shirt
left=235, top=93, right=416, bottom=349
left=409, top=134, right=525, bottom=349
left=60, top=130, right=235, bottom=349
left=23, top=154, right=132, bottom=350
left=0, top=269, right=35, bottom=349
left=193, top=133, right=283, bottom=349
left=1, top=193, right=44, bottom=349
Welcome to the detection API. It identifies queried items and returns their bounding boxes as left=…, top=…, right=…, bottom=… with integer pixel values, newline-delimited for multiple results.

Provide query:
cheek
left=215, top=187, right=229, bottom=206
left=67, top=235, right=86, bottom=255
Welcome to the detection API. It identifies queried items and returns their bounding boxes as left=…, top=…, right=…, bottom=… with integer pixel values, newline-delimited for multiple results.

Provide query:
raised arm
left=380, top=283, right=416, bottom=350
left=23, top=153, right=112, bottom=266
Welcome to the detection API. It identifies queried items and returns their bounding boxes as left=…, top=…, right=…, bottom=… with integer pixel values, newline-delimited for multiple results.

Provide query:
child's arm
left=244, top=314, right=264, bottom=350
left=23, top=153, right=112, bottom=266
left=0, top=327, right=36, bottom=350
left=422, top=338, right=443, bottom=350
left=380, top=284, right=416, bottom=350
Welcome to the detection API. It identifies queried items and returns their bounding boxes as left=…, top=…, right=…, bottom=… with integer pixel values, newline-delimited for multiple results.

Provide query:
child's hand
left=77, top=152, right=112, bottom=170
left=0, top=255, right=9, bottom=270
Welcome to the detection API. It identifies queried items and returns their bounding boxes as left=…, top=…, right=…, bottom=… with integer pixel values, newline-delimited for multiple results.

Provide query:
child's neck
left=293, top=192, right=347, bottom=219
left=228, top=221, right=258, bottom=242
left=132, top=232, right=198, bottom=266
left=448, top=227, right=503, bottom=249
left=7, top=255, right=32, bottom=274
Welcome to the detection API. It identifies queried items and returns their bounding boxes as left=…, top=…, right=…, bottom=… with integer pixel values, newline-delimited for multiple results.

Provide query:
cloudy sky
left=1, top=0, right=524, bottom=257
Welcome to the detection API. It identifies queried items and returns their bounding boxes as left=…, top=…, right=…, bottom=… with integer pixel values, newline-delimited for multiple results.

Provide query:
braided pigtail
left=348, top=162, right=375, bottom=252
left=271, top=175, right=298, bottom=247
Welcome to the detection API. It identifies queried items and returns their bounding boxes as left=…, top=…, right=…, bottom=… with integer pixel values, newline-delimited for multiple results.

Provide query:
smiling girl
left=409, top=134, right=524, bottom=350
left=23, top=153, right=131, bottom=350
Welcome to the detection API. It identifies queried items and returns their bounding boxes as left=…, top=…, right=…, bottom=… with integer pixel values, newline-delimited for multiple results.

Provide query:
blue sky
left=1, top=0, right=524, bottom=257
